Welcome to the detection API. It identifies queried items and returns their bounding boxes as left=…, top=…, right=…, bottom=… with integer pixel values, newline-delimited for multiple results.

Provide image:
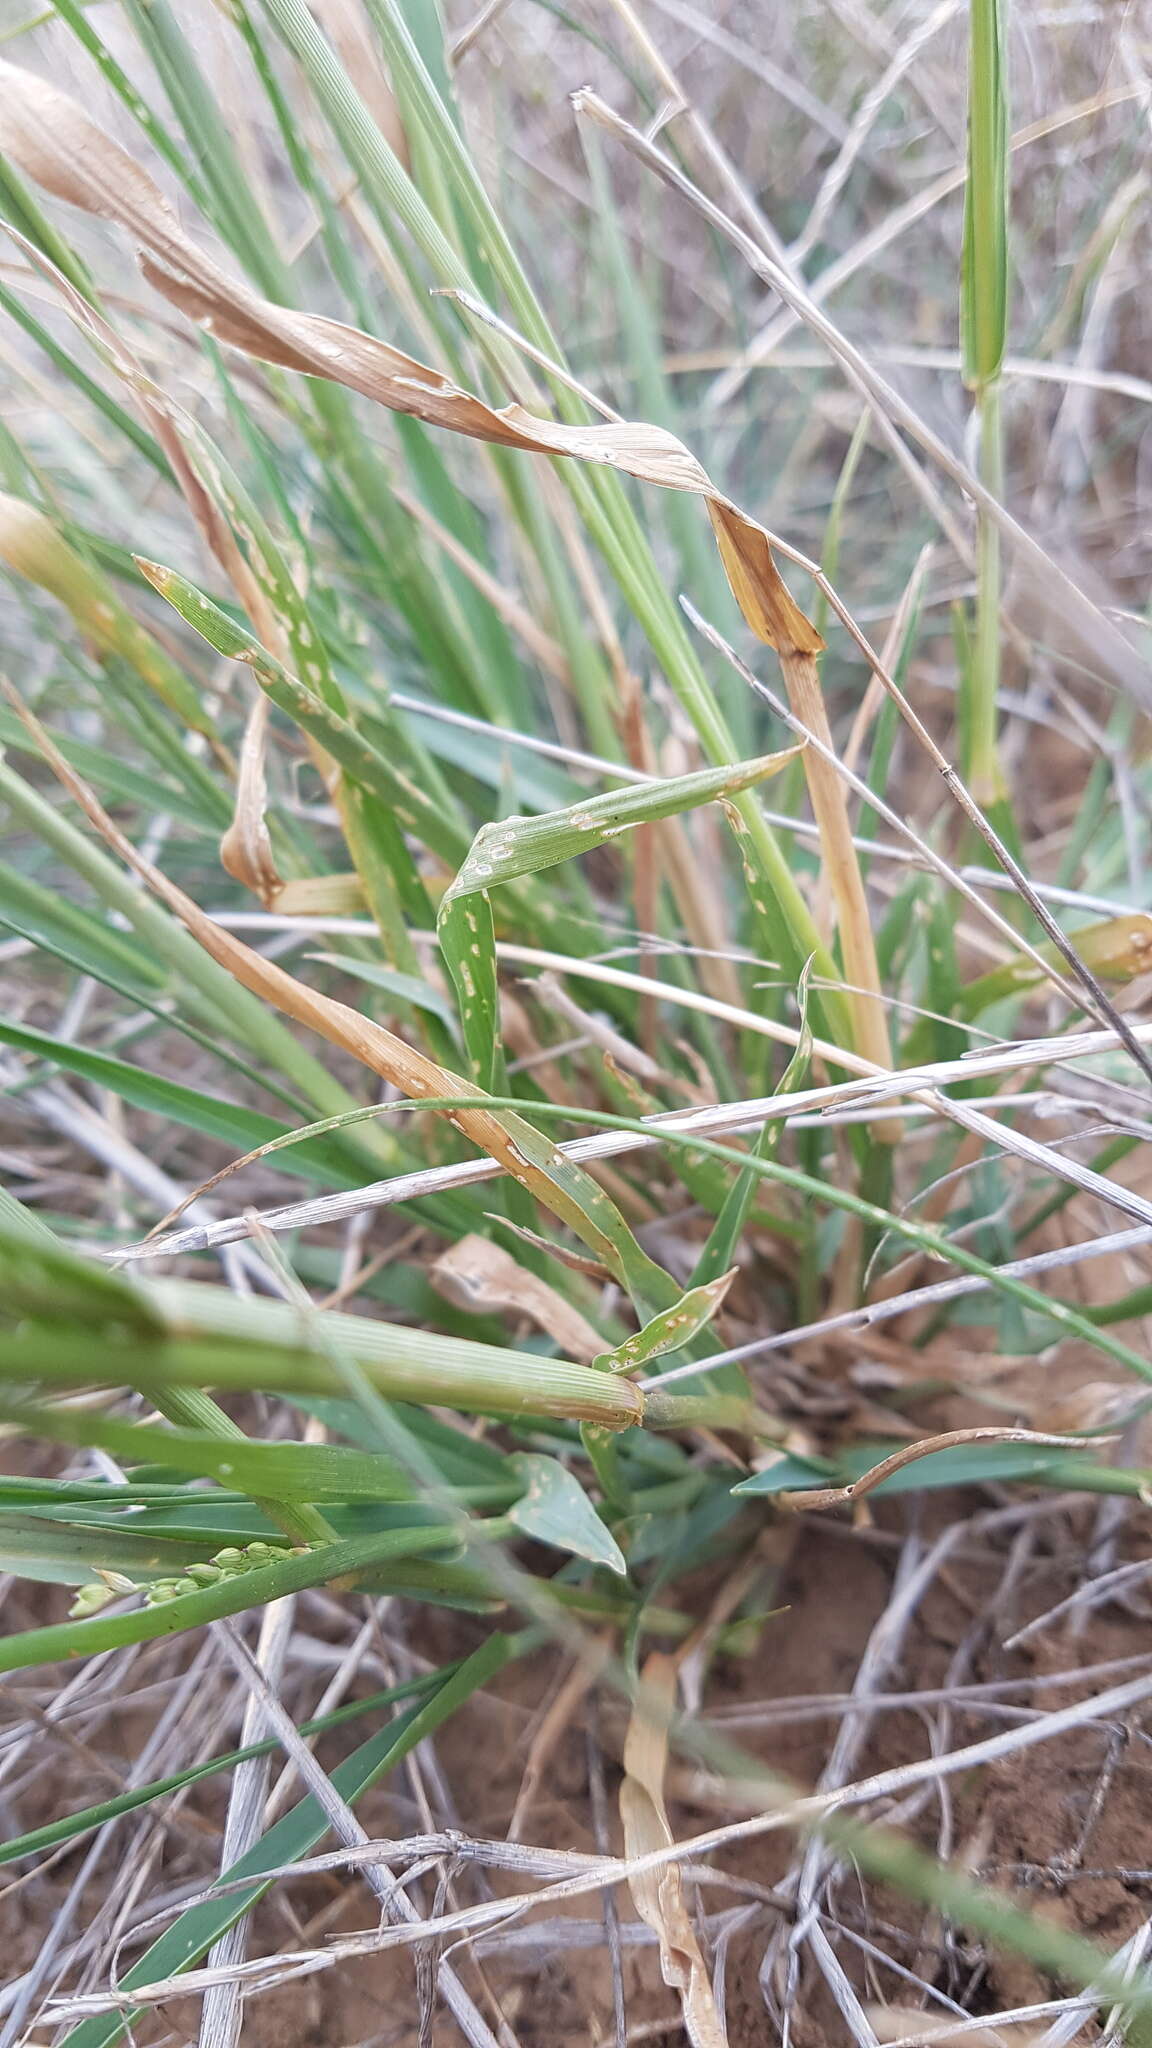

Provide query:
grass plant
left=0, top=0, right=1151, bottom=2039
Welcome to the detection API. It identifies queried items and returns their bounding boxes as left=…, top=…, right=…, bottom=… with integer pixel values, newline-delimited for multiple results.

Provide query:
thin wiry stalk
left=573, top=87, right=1148, bottom=701
left=199, top=1601, right=295, bottom=2048
left=213, top=1622, right=505, bottom=2048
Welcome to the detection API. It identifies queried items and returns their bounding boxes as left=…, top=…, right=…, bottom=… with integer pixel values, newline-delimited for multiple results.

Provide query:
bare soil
left=7, top=1481, right=1151, bottom=2046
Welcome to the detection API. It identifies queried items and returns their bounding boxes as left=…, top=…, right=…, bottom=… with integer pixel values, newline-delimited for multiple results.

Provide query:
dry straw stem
left=686, top=571, right=1152, bottom=1090
left=0, top=58, right=896, bottom=1066
left=705, top=84, right=1142, bottom=408
left=773, top=643, right=895, bottom=1108
left=671, top=1220, right=1152, bottom=1383
left=211, top=1623, right=506, bottom=2048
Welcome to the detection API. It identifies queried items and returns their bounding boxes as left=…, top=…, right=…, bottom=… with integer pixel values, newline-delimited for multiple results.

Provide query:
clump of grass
left=0, top=1, right=1151, bottom=2041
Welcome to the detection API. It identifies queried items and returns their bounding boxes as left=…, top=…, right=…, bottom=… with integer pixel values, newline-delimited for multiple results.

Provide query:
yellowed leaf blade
left=271, top=874, right=368, bottom=916
left=707, top=502, right=825, bottom=654
left=621, top=1653, right=727, bottom=2048
left=0, top=60, right=822, bottom=656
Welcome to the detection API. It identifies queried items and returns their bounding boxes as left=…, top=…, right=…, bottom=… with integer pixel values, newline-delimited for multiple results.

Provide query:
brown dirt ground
left=6, top=1482, right=1151, bottom=2047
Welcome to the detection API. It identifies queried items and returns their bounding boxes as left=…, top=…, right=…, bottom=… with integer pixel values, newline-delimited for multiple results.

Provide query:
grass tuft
left=1, top=2, right=1151, bottom=2040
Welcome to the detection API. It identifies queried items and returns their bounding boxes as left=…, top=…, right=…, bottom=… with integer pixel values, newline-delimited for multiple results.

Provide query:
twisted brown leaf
left=0, top=60, right=821, bottom=657
left=621, top=1652, right=727, bottom=2048
left=220, top=692, right=283, bottom=905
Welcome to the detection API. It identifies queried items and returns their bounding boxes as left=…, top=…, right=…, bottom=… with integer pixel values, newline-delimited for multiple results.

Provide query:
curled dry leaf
left=219, top=692, right=283, bottom=905
left=621, top=1651, right=727, bottom=2048
left=431, top=1233, right=606, bottom=1363
left=0, top=60, right=822, bottom=658
left=488, top=1216, right=614, bottom=1283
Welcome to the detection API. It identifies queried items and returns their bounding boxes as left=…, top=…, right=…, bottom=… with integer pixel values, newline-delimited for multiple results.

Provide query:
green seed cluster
left=69, top=1580, right=122, bottom=1619
left=144, top=1541, right=298, bottom=1606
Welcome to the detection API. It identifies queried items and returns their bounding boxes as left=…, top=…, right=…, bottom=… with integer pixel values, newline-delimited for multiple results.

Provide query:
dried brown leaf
left=0, top=61, right=821, bottom=655
left=706, top=503, right=824, bottom=653
left=220, top=692, right=283, bottom=905
left=621, top=1653, right=727, bottom=2048
left=431, top=1233, right=606, bottom=1362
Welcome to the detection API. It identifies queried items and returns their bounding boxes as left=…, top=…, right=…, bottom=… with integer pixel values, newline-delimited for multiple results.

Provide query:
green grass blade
left=0, top=1215, right=162, bottom=1332
left=308, top=953, right=460, bottom=1038
left=508, top=1452, right=625, bottom=1574
left=0, top=496, right=214, bottom=733
left=441, top=748, right=798, bottom=901
left=0, top=1018, right=363, bottom=1186
left=437, top=887, right=502, bottom=1091
left=50, top=0, right=207, bottom=200
left=0, top=698, right=227, bottom=830
left=137, top=559, right=468, bottom=865
left=0, top=761, right=407, bottom=1163
left=0, top=152, right=94, bottom=297
left=250, top=0, right=849, bottom=1033
left=0, top=875, right=319, bottom=1119
left=0, top=275, right=168, bottom=473
left=119, top=0, right=291, bottom=299
left=962, top=0, right=1010, bottom=809
left=352, top=1095, right=1152, bottom=1404
left=596, top=1272, right=736, bottom=1375
left=961, top=0, right=1009, bottom=390
left=0, top=1397, right=475, bottom=1504
left=0, top=1315, right=650, bottom=1433
left=690, top=974, right=814, bottom=1287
